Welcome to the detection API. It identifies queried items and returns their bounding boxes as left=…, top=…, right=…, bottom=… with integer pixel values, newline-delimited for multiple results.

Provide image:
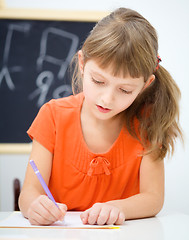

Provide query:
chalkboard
left=0, top=17, right=96, bottom=145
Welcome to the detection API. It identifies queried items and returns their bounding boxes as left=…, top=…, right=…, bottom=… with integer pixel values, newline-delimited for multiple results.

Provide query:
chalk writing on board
left=37, top=27, right=79, bottom=79
left=0, top=23, right=31, bottom=90
left=29, top=27, right=79, bottom=107
left=0, top=19, right=96, bottom=143
left=0, top=24, right=79, bottom=107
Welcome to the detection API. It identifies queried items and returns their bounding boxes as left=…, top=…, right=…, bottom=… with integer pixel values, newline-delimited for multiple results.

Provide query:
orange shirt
left=27, top=93, right=144, bottom=211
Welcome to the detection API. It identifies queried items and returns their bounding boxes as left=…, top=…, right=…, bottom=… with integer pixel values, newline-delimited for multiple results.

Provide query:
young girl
left=19, top=8, right=182, bottom=226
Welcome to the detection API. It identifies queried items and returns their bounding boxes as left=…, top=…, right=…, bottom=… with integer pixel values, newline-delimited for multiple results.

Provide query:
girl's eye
left=92, top=78, right=104, bottom=85
left=120, top=88, right=132, bottom=94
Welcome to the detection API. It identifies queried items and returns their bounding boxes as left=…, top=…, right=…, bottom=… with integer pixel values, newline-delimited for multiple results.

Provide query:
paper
left=0, top=211, right=119, bottom=229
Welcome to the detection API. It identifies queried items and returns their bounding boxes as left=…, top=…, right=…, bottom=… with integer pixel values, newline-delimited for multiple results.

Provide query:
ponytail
left=125, top=65, right=183, bottom=160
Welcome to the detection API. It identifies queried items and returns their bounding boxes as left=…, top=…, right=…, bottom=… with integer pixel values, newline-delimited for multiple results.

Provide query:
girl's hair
left=71, top=7, right=182, bottom=160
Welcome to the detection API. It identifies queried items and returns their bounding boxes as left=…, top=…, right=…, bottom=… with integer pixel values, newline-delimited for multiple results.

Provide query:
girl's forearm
left=107, top=192, right=164, bottom=220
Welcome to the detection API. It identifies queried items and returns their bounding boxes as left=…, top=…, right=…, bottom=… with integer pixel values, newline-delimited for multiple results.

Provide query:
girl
left=19, top=8, right=182, bottom=225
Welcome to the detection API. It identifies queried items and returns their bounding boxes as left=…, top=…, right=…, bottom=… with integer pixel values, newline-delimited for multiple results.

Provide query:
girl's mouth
left=96, top=105, right=111, bottom=113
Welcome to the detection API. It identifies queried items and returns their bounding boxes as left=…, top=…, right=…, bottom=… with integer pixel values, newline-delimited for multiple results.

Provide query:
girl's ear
left=143, top=74, right=155, bottom=89
left=78, top=50, right=84, bottom=75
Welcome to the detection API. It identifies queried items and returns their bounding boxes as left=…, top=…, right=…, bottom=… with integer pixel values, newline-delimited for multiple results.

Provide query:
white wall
left=0, top=155, right=28, bottom=211
left=1, top=0, right=189, bottom=214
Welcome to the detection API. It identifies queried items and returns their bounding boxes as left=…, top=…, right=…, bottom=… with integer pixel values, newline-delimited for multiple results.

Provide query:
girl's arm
left=19, top=139, right=67, bottom=225
left=109, top=153, right=164, bottom=219
left=81, top=153, right=164, bottom=224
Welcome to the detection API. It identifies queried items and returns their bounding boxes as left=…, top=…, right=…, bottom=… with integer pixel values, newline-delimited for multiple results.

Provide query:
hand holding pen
left=28, top=159, right=67, bottom=225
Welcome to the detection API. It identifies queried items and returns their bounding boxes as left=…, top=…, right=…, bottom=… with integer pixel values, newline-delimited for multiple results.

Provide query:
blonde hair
left=71, top=8, right=182, bottom=160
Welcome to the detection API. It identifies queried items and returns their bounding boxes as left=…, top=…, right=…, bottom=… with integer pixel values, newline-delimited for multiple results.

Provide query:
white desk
left=0, top=212, right=189, bottom=240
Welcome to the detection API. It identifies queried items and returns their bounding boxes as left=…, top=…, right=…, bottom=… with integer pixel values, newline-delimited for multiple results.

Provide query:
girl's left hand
left=80, top=203, right=125, bottom=225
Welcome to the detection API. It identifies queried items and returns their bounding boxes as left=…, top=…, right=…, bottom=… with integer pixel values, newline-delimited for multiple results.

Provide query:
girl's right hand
left=27, top=195, right=67, bottom=225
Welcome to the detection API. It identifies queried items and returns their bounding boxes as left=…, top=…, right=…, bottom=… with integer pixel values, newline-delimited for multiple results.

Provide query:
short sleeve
left=27, top=102, right=55, bottom=153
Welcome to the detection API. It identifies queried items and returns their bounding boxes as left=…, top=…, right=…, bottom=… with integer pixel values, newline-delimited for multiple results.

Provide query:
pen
left=29, top=159, right=60, bottom=209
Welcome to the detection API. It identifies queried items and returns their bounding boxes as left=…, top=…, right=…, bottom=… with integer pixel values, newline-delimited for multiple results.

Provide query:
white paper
left=0, top=211, right=116, bottom=228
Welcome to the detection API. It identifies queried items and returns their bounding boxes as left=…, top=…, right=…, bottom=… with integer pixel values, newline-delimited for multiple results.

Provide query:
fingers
left=106, top=207, right=120, bottom=225
left=57, top=203, right=67, bottom=221
left=27, top=195, right=67, bottom=225
left=40, top=196, right=63, bottom=221
left=84, top=203, right=101, bottom=225
left=80, top=203, right=125, bottom=226
left=115, top=212, right=125, bottom=225
left=96, top=206, right=110, bottom=225
left=80, top=210, right=90, bottom=224
left=28, top=209, right=51, bottom=225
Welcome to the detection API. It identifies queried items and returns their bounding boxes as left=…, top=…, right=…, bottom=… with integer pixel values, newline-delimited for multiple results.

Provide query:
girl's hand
left=27, top=195, right=67, bottom=225
left=80, top=203, right=125, bottom=225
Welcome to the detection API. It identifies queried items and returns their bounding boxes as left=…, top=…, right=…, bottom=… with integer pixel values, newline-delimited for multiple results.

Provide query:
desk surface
left=0, top=212, right=189, bottom=240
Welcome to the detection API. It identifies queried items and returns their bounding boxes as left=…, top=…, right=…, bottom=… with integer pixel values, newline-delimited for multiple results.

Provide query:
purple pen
left=29, top=159, right=60, bottom=209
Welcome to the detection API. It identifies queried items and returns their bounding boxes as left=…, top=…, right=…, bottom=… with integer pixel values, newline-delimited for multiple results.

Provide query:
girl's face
left=79, top=54, right=154, bottom=122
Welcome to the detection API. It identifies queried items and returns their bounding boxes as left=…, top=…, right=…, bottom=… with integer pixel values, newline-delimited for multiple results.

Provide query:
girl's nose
left=100, top=89, right=114, bottom=108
